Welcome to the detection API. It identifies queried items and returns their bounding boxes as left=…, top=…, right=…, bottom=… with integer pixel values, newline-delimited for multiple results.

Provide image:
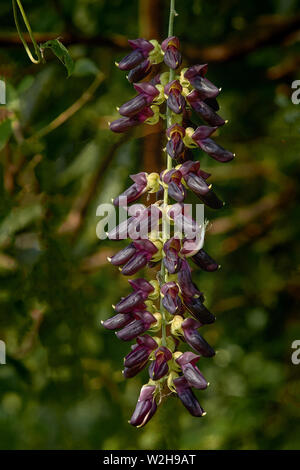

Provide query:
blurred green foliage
left=0, top=0, right=300, bottom=450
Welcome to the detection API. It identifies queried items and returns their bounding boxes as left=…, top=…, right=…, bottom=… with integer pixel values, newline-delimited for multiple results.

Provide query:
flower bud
left=173, top=376, right=206, bottom=417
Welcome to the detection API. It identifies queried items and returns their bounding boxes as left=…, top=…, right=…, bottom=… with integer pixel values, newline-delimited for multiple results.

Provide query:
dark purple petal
left=182, top=318, right=215, bottom=357
left=190, top=77, right=219, bottom=100
left=187, top=92, right=225, bottom=127
left=199, top=138, right=234, bottom=162
left=113, top=183, right=144, bottom=206
left=184, top=64, right=208, bottom=80
left=127, top=60, right=152, bottom=83
left=191, top=249, right=219, bottom=272
left=177, top=260, right=203, bottom=299
left=184, top=297, right=216, bottom=325
left=164, top=47, right=182, bottom=69
left=117, top=49, right=144, bottom=71
left=123, top=361, right=148, bottom=378
left=109, top=116, right=139, bottom=133
left=128, top=38, right=154, bottom=53
left=185, top=173, right=210, bottom=196
left=119, top=94, right=148, bottom=117
left=115, top=291, right=145, bottom=313
left=110, top=243, right=136, bottom=266
left=166, top=137, right=185, bottom=160
left=197, top=188, right=224, bottom=210
left=101, top=313, right=133, bottom=330
left=168, top=180, right=186, bottom=202
left=192, top=125, right=217, bottom=141
left=167, top=93, right=186, bottom=114
left=148, top=347, right=172, bottom=380
left=128, top=278, right=154, bottom=297
left=116, top=319, right=146, bottom=341
left=121, top=252, right=148, bottom=276
left=174, top=376, right=205, bottom=417
left=130, top=397, right=157, bottom=427
left=181, top=363, right=208, bottom=390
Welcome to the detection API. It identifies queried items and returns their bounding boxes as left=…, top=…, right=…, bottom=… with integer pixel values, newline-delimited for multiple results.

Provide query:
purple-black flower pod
left=117, top=38, right=154, bottom=71
left=173, top=376, right=205, bottom=417
left=161, top=282, right=183, bottom=315
left=127, top=59, right=152, bottom=83
left=124, top=335, right=157, bottom=368
left=116, top=311, right=156, bottom=341
left=184, top=172, right=210, bottom=196
left=119, top=94, right=148, bottom=118
left=101, top=313, right=133, bottom=330
left=191, top=249, right=219, bottom=272
left=198, top=188, right=224, bottom=210
left=161, top=36, right=182, bottom=70
left=183, top=297, right=216, bottom=325
left=182, top=318, right=215, bottom=357
left=198, top=138, right=234, bottom=163
left=187, top=90, right=225, bottom=127
left=163, top=237, right=182, bottom=274
left=115, top=291, right=145, bottom=313
left=110, top=243, right=137, bottom=266
left=176, top=352, right=208, bottom=390
left=130, top=385, right=157, bottom=427
left=148, top=347, right=172, bottom=380
left=167, top=93, right=186, bottom=114
left=177, top=259, right=203, bottom=299
left=121, top=252, right=149, bottom=276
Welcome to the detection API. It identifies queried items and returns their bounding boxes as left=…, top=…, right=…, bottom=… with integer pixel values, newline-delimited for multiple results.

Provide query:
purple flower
left=127, top=59, right=152, bottom=83
left=192, top=126, right=234, bottom=163
left=166, top=124, right=186, bottom=160
left=164, top=80, right=186, bottom=114
left=121, top=240, right=158, bottom=276
left=182, top=318, right=215, bottom=357
left=109, top=106, right=154, bottom=133
left=149, top=346, right=172, bottom=380
left=163, top=237, right=182, bottom=273
left=130, top=385, right=157, bottom=427
left=176, top=352, right=208, bottom=389
left=183, top=297, right=216, bottom=325
left=187, top=90, right=225, bottom=127
left=115, top=278, right=154, bottom=313
left=161, top=282, right=184, bottom=315
left=191, top=248, right=219, bottom=272
left=117, top=38, right=154, bottom=71
left=107, top=205, right=161, bottom=241
left=119, top=83, right=159, bottom=117
left=177, top=259, right=204, bottom=300
left=123, top=335, right=158, bottom=378
left=168, top=204, right=201, bottom=241
left=116, top=311, right=156, bottom=341
left=179, top=159, right=224, bottom=209
left=173, top=376, right=205, bottom=417
left=161, top=36, right=182, bottom=69
left=162, top=169, right=186, bottom=202
left=101, top=313, right=133, bottom=330
left=184, top=64, right=219, bottom=100
left=113, top=172, right=148, bottom=207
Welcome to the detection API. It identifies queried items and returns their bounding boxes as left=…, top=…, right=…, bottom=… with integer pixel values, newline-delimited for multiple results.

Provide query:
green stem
left=12, top=0, right=42, bottom=64
left=160, top=0, right=177, bottom=347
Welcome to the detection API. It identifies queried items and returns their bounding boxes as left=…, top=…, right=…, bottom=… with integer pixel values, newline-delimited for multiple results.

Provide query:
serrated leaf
left=41, top=39, right=74, bottom=77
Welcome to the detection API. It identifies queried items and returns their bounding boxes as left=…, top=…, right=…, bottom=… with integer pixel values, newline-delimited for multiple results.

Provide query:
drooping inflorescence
left=103, top=11, right=234, bottom=427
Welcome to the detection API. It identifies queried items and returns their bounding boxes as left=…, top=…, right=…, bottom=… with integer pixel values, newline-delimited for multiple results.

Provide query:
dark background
left=0, top=0, right=300, bottom=450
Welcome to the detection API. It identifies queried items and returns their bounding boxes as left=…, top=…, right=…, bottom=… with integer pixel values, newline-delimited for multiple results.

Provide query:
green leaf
left=40, top=39, right=74, bottom=77
left=0, top=119, right=12, bottom=151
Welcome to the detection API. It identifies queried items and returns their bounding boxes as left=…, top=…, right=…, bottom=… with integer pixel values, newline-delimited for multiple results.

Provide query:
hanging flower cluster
left=103, top=33, right=234, bottom=427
